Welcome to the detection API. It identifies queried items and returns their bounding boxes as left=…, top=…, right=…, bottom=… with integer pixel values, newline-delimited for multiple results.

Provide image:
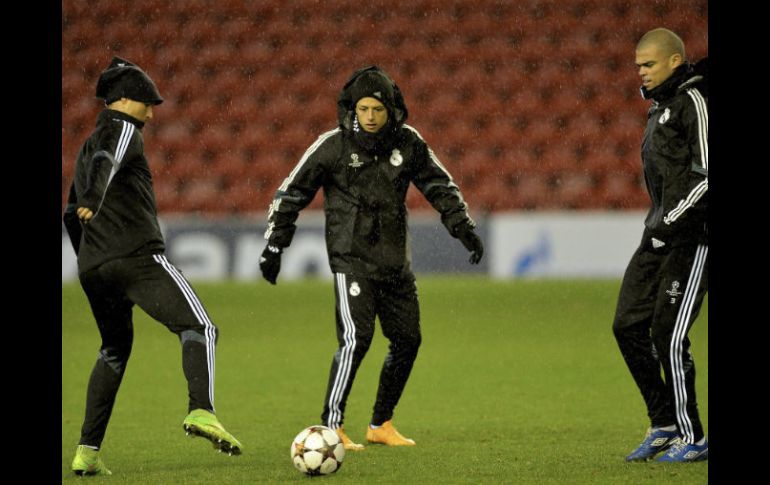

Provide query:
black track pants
left=613, top=239, right=708, bottom=444
left=321, top=273, right=422, bottom=429
left=77, top=253, right=218, bottom=448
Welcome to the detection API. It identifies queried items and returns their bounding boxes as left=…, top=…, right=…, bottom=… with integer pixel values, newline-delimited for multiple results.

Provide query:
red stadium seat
left=197, top=124, right=234, bottom=153
left=539, top=142, right=582, bottom=175
left=152, top=42, right=195, bottom=77
left=544, top=84, right=584, bottom=120
left=605, top=111, right=645, bottom=152
left=62, top=70, right=89, bottom=101
left=62, top=0, right=92, bottom=17
left=153, top=176, right=181, bottom=213
left=219, top=17, right=257, bottom=45
left=561, top=111, right=606, bottom=147
left=238, top=126, right=275, bottom=155
left=154, top=120, right=195, bottom=154
left=181, top=17, right=222, bottom=44
left=284, top=68, right=321, bottom=99
left=505, top=87, right=541, bottom=116
left=459, top=10, right=498, bottom=40
left=238, top=40, right=279, bottom=68
left=472, top=36, right=516, bottom=67
left=274, top=43, right=316, bottom=71
left=223, top=93, right=258, bottom=126
left=181, top=98, right=218, bottom=126
left=273, top=124, right=317, bottom=157
left=581, top=141, right=624, bottom=174
left=175, top=178, right=225, bottom=213
left=90, top=1, right=128, bottom=21
left=519, top=116, right=557, bottom=148
left=194, top=42, right=237, bottom=73
left=595, top=172, right=647, bottom=209
left=472, top=176, right=517, bottom=212
left=423, top=90, right=463, bottom=126
left=450, top=66, right=490, bottom=108
left=533, top=61, right=572, bottom=91
left=552, top=173, right=596, bottom=209
left=208, top=70, right=247, bottom=102
left=507, top=174, right=556, bottom=210
left=64, top=16, right=103, bottom=48
left=143, top=20, right=176, bottom=48
left=501, top=146, right=540, bottom=177
left=210, top=154, right=253, bottom=183
left=230, top=184, right=274, bottom=214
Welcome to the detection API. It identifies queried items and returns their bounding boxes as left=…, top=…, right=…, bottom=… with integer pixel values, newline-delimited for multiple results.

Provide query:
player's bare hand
left=77, top=207, right=94, bottom=222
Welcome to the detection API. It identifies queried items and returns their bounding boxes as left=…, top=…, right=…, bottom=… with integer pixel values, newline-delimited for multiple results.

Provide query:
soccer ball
left=290, top=425, right=345, bottom=476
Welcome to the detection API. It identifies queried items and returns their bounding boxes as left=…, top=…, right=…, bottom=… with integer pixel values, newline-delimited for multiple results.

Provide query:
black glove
left=454, top=222, right=484, bottom=265
left=259, top=244, right=283, bottom=284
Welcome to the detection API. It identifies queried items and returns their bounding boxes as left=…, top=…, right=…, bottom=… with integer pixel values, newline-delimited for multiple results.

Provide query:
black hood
left=685, top=56, right=708, bottom=97
left=337, top=66, right=408, bottom=132
left=96, top=56, right=164, bottom=106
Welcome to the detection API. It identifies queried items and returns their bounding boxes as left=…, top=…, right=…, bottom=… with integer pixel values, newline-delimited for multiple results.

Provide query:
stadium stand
left=62, top=0, right=707, bottom=215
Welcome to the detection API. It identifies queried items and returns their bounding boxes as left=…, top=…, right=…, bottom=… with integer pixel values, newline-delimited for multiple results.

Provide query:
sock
left=695, top=437, right=706, bottom=446
left=369, top=424, right=381, bottom=429
left=655, top=425, right=677, bottom=432
left=81, top=445, right=99, bottom=451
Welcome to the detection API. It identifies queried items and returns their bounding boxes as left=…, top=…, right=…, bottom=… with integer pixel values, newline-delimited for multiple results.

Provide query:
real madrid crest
left=349, top=282, right=361, bottom=296
left=389, top=149, right=403, bottom=167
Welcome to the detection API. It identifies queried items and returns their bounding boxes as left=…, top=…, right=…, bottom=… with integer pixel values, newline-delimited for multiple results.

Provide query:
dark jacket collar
left=98, top=108, right=145, bottom=129
left=640, top=62, right=696, bottom=102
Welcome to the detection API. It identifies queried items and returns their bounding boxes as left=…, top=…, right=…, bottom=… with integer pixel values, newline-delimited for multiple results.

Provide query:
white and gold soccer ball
left=290, top=425, right=345, bottom=476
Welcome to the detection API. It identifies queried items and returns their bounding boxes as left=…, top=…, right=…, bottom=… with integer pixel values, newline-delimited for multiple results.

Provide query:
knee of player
left=394, top=332, right=422, bottom=352
left=351, top=334, right=374, bottom=356
left=180, top=328, right=217, bottom=346
left=612, top=317, right=638, bottom=337
left=650, top=331, right=675, bottom=355
left=98, top=344, right=131, bottom=372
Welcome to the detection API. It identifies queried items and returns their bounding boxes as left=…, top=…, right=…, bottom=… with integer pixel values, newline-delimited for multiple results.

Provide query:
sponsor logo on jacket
left=349, top=153, right=364, bottom=168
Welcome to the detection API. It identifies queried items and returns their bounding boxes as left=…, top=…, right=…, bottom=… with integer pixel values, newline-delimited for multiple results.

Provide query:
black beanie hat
left=347, top=70, right=396, bottom=109
left=96, top=56, right=163, bottom=105
left=337, top=66, right=408, bottom=131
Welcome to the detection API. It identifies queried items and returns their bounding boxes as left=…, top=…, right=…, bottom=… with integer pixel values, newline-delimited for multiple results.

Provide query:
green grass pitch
left=62, top=277, right=707, bottom=484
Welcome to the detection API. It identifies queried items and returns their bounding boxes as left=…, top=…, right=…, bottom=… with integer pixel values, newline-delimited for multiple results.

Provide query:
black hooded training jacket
left=264, top=66, right=475, bottom=279
left=639, top=58, right=708, bottom=247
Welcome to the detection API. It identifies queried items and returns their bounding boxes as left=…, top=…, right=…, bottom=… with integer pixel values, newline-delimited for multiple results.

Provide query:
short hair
left=637, top=28, right=685, bottom=58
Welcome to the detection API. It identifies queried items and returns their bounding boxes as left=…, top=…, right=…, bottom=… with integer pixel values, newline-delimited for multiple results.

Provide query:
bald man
left=612, top=28, right=708, bottom=462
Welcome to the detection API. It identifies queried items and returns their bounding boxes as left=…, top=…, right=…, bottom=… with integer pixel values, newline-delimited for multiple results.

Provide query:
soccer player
left=64, top=57, right=242, bottom=476
left=259, top=66, right=484, bottom=450
left=613, top=28, right=708, bottom=462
